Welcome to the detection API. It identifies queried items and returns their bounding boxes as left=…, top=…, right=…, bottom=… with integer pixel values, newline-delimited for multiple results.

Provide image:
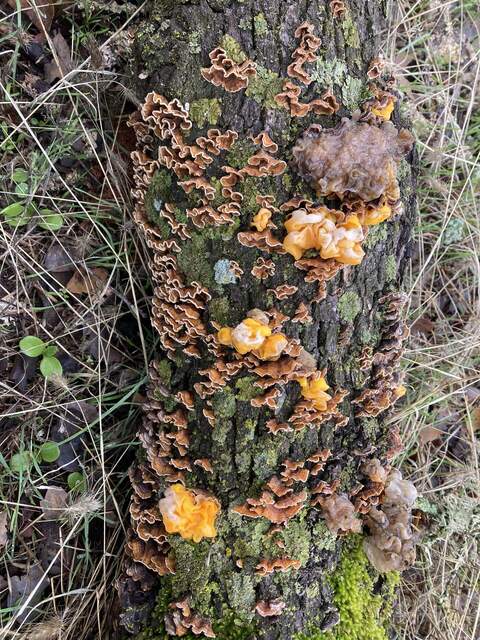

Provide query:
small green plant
left=39, top=442, right=61, bottom=463
left=19, top=336, right=63, bottom=379
left=9, top=451, right=33, bottom=473
left=68, top=472, right=86, bottom=492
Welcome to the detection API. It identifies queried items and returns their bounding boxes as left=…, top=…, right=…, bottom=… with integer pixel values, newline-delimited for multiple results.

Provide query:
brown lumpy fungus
left=292, top=118, right=414, bottom=202
left=363, top=469, right=418, bottom=572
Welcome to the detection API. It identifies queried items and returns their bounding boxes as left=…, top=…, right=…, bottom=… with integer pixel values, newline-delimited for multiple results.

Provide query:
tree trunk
left=118, top=1, right=417, bottom=638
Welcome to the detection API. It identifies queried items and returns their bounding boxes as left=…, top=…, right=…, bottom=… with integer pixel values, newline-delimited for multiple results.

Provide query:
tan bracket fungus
left=201, top=47, right=257, bottom=93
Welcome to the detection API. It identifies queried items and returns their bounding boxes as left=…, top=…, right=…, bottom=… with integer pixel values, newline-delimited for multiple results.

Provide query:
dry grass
left=0, top=1, right=478, bottom=639
left=388, top=2, right=480, bottom=639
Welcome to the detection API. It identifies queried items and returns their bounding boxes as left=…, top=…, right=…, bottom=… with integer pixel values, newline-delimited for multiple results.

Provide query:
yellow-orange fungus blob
left=159, top=484, right=220, bottom=543
left=371, top=98, right=395, bottom=120
left=361, top=203, right=392, bottom=226
left=394, top=384, right=406, bottom=399
left=252, top=207, right=272, bottom=232
left=257, top=333, right=288, bottom=361
left=298, top=374, right=331, bottom=411
left=218, top=317, right=287, bottom=360
left=283, top=208, right=365, bottom=265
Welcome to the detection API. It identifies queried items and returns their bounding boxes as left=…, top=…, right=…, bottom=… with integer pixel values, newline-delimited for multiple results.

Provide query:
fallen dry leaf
left=411, top=315, right=435, bottom=335
left=7, top=563, right=48, bottom=623
left=0, top=511, right=8, bottom=548
left=66, top=267, right=109, bottom=296
left=40, top=486, right=67, bottom=519
left=419, top=425, right=444, bottom=446
left=44, top=32, right=73, bottom=83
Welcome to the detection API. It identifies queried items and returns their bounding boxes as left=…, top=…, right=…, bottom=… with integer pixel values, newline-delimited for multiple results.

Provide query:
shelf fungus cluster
left=121, top=15, right=417, bottom=638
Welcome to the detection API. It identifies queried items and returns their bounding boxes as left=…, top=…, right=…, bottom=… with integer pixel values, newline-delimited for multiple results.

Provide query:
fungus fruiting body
left=292, top=118, right=413, bottom=202
left=363, top=469, right=417, bottom=572
left=283, top=207, right=365, bottom=265
left=297, top=374, right=331, bottom=411
left=218, top=313, right=287, bottom=361
left=159, top=484, right=220, bottom=543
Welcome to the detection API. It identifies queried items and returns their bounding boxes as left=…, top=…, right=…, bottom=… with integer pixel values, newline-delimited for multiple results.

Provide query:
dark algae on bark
left=117, top=1, right=418, bottom=639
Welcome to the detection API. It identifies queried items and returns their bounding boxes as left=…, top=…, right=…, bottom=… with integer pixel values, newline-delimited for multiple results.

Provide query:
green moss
left=364, top=224, right=388, bottom=249
left=235, top=376, right=262, bottom=401
left=245, top=65, right=284, bottom=110
left=294, top=538, right=398, bottom=640
left=209, top=297, right=232, bottom=325
left=253, top=12, right=268, bottom=37
left=384, top=255, right=397, bottom=282
left=190, top=98, right=222, bottom=128
left=338, top=291, right=362, bottom=323
left=220, top=35, right=246, bottom=63
left=156, top=359, right=172, bottom=386
left=212, top=614, right=256, bottom=639
left=342, top=11, right=360, bottom=48
left=212, top=388, right=237, bottom=419
left=177, top=230, right=216, bottom=288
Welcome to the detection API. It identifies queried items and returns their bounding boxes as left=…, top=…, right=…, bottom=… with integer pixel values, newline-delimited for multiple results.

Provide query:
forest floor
left=0, top=1, right=478, bottom=639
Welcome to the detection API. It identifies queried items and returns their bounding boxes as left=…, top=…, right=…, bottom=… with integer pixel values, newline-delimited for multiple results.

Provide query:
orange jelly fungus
left=283, top=208, right=365, bottom=265
left=297, top=374, right=331, bottom=411
left=371, top=98, right=395, bottom=120
left=218, top=317, right=287, bottom=360
left=159, top=484, right=220, bottom=543
left=360, top=203, right=392, bottom=226
left=252, top=207, right=273, bottom=232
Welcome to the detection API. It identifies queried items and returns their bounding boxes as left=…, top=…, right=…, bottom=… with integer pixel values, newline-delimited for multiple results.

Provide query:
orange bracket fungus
left=159, top=484, right=220, bottom=543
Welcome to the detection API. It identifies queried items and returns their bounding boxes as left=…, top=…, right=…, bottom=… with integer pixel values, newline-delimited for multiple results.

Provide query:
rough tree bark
left=118, top=1, right=417, bottom=638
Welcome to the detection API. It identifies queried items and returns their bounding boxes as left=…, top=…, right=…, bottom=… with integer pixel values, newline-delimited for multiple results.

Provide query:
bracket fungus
left=201, top=47, right=257, bottom=93
left=159, top=484, right=220, bottom=543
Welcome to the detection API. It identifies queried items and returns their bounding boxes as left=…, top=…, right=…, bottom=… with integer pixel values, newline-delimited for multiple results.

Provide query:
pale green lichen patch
left=338, top=291, right=362, bottom=323
left=214, top=259, right=239, bottom=285
left=235, top=376, right=262, bottom=401
left=189, top=98, right=222, bottom=127
left=341, top=76, right=365, bottom=112
left=342, top=11, right=360, bottom=49
left=245, top=65, right=284, bottom=110
left=220, top=35, right=246, bottom=63
left=253, top=12, right=268, bottom=37
left=188, top=30, right=202, bottom=54
left=225, top=573, right=256, bottom=621
left=313, top=58, right=348, bottom=88
left=212, top=388, right=237, bottom=419
left=364, top=224, right=388, bottom=249
left=385, top=255, right=397, bottom=282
